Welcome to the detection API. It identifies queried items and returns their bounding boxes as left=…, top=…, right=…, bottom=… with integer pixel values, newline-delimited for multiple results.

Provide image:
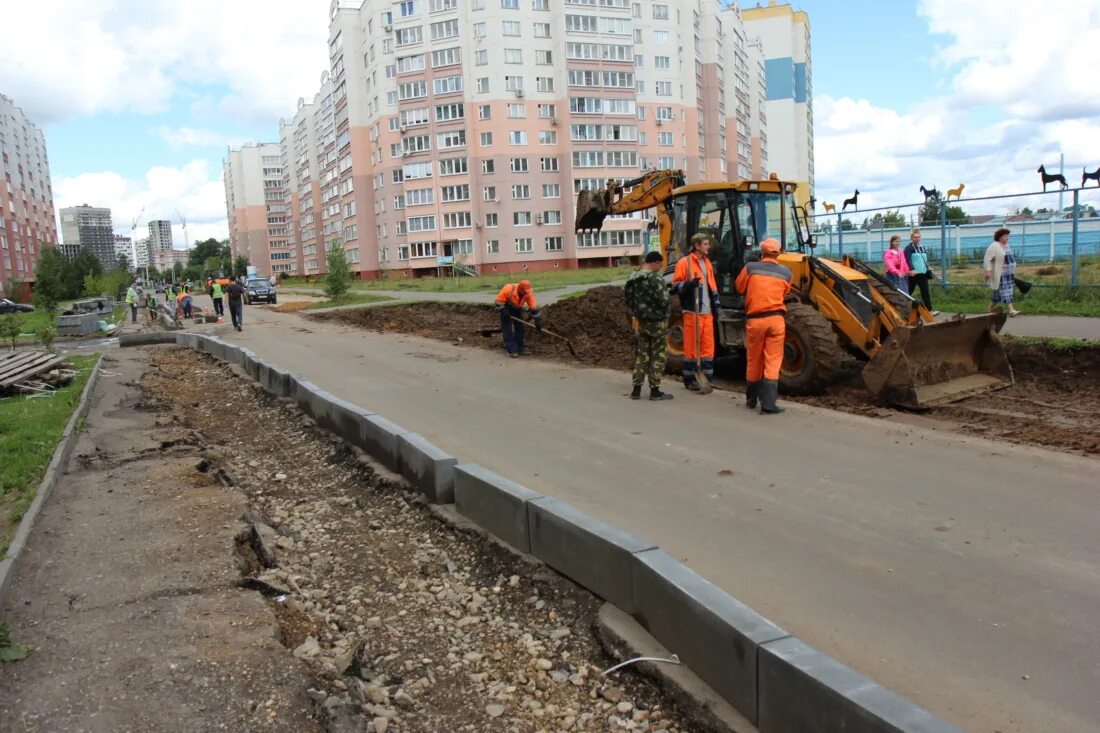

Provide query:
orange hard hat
left=518, top=279, right=532, bottom=291
left=760, top=238, right=781, bottom=256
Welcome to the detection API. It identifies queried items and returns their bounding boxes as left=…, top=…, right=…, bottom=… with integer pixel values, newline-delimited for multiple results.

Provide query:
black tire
left=663, top=299, right=684, bottom=375
left=869, top=278, right=912, bottom=319
left=780, top=303, right=844, bottom=394
left=271, top=296, right=277, bottom=305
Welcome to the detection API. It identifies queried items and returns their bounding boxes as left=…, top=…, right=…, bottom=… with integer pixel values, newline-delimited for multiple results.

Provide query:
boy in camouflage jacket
left=624, top=251, right=673, bottom=400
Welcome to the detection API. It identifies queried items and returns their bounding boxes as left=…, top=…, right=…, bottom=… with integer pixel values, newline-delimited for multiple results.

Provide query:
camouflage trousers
left=632, top=319, right=668, bottom=389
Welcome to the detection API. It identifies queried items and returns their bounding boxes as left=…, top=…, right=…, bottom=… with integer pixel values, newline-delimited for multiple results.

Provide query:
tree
left=172, top=261, right=184, bottom=281
left=115, top=252, right=130, bottom=273
left=0, top=314, right=22, bottom=351
left=188, top=238, right=229, bottom=268
left=36, top=324, right=57, bottom=353
left=1018, top=206, right=1034, bottom=217
left=883, top=209, right=907, bottom=228
left=68, top=250, right=103, bottom=299
left=182, top=264, right=202, bottom=283
left=840, top=219, right=856, bottom=231
left=920, top=197, right=969, bottom=225
left=232, top=255, right=250, bottom=278
left=33, top=246, right=70, bottom=316
left=323, top=238, right=351, bottom=300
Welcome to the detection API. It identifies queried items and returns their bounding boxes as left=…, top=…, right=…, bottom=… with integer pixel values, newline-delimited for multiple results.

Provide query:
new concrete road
left=203, top=300, right=1098, bottom=733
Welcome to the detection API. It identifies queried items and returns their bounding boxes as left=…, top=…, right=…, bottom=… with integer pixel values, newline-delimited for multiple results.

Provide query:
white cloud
left=54, top=160, right=228, bottom=243
left=0, top=1, right=329, bottom=124
left=156, top=126, right=245, bottom=150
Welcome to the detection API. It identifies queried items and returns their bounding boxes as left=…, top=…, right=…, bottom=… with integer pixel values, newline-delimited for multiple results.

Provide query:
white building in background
left=742, top=0, right=814, bottom=208
left=224, top=143, right=287, bottom=276
left=148, top=219, right=174, bottom=252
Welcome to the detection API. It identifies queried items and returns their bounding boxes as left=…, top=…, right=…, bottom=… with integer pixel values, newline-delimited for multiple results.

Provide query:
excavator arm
left=575, top=169, right=685, bottom=231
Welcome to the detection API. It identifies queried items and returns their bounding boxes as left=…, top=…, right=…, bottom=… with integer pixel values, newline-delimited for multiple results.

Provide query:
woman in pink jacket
left=882, top=234, right=910, bottom=290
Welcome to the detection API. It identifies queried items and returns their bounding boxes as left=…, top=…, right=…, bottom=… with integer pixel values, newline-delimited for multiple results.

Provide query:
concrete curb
left=119, top=331, right=178, bottom=347
left=0, top=357, right=102, bottom=605
left=173, top=339, right=967, bottom=733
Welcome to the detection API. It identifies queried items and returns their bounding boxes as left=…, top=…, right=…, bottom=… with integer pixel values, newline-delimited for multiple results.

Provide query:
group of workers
left=493, top=232, right=792, bottom=415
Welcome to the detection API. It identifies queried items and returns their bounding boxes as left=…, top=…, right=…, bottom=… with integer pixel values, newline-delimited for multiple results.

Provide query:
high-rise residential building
left=742, top=0, right=813, bottom=207
left=114, top=234, right=134, bottom=269
left=253, top=0, right=774, bottom=279
left=223, top=143, right=286, bottom=275
left=148, top=219, right=174, bottom=252
left=114, top=233, right=149, bottom=271
left=60, top=204, right=115, bottom=270
left=0, top=93, right=58, bottom=299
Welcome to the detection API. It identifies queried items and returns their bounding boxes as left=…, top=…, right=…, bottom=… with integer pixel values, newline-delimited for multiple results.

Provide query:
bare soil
left=312, top=287, right=1100, bottom=456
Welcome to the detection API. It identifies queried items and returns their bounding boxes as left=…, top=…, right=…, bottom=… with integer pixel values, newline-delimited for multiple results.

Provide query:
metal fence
left=807, top=187, right=1100, bottom=287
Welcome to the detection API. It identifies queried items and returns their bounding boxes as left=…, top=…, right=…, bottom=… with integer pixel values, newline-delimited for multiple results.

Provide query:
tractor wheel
left=780, top=303, right=843, bottom=394
left=664, top=300, right=684, bottom=375
left=869, top=278, right=911, bottom=320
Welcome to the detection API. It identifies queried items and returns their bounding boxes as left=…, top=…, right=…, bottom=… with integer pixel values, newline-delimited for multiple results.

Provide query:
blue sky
left=2, top=0, right=1097, bottom=241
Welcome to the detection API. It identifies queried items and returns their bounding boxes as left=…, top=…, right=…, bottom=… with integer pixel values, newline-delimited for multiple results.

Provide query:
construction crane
left=131, top=205, right=147, bottom=284
left=175, top=209, right=189, bottom=250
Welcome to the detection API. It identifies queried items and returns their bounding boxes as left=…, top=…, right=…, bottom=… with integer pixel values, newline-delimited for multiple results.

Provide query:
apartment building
left=260, top=0, right=781, bottom=279
left=223, top=143, right=288, bottom=275
left=0, top=93, right=58, bottom=298
left=148, top=219, right=174, bottom=252
left=742, top=0, right=813, bottom=207
left=60, top=204, right=115, bottom=270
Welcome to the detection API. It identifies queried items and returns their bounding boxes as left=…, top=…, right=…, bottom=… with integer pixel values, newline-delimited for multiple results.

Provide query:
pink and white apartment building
left=251, top=0, right=772, bottom=280
left=223, top=143, right=294, bottom=276
left=0, top=93, right=58, bottom=299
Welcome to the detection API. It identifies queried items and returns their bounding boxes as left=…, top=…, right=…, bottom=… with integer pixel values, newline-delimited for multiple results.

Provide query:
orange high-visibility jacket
left=495, top=283, right=537, bottom=310
left=735, top=258, right=792, bottom=315
left=671, top=253, right=718, bottom=313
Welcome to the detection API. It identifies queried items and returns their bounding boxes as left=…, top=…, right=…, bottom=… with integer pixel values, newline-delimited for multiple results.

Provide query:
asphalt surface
left=197, top=298, right=1098, bottom=733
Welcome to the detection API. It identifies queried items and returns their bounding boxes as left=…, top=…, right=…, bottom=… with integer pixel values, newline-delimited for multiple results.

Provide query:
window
left=635, top=54, right=644, bottom=68
left=504, top=48, right=523, bottom=64
left=505, top=75, right=524, bottom=92
left=455, top=239, right=473, bottom=255
left=438, top=156, right=468, bottom=175
left=654, top=55, right=671, bottom=69
left=538, top=103, right=556, bottom=118
left=565, top=15, right=597, bottom=32
left=653, top=30, right=669, bottom=43
left=532, top=0, right=549, bottom=9
left=398, top=245, right=410, bottom=260
left=542, top=183, right=560, bottom=198
left=507, top=103, right=526, bottom=118
left=435, top=102, right=464, bottom=121
left=475, top=49, right=488, bottom=65
left=473, top=22, right=487, bottom=38
left=515, top=237, right=533, bottom=253
left=544, top=236, right=563, bottom=251
left=431, top=47, right=460, bottom=66
left=407, top=215, right=437, bottom=232
left=536, top=76, right=554, bottom=92
left=509, top=131, right=528, bottom=145
left=514, top=211, right=532, bottom=226
left=512, top=184, right=530, bottom=199
left=658, top=155, right=675, bottom=168
left=398, top=1, right=417, bottom=17
left=403, top=134, right=431, bottom=153
left=387, top=90, right=398, bottom=104
left=443, top=211, right=472, bottom=228
left=656, top=81, right=672, bottom=96
left=398, top=81, right=427, bottom=100
left=437, top=129, right=467, bottom=148
left=407, top=187, right=434, bottom=206
left=482, top=159, right=496, bottom=173
left=343, top=225, right=359, bottom=241
left=400, top=107, right=430, bottom=126
left=478, top=104, right=492, bottom=120
left=486, top=212, right=499, bottom=227
left=502, top=0, right=519, bottom=7
left=510, top=157, right=529, bottom=172
left=487, top=239, right=501, bottom=253
left=433, top=75, right=463, bottom=94
left=397, top=54, right=426, bottom=73
left=430, top=0, right=458, bottom=10
left=483, top=186, right=498, bottom=201
left=638, top=132, right=646, bottom=145
left=540, top=156, right=559, bottom=171
left=395, top=27, right=423, bottom=46
left=535, top=50, right=552, bottom=65
left=658, top=132, right=673, bottom=146
left=534, top=22, right=550, bottom=37
left=476, top=131, right=492, bottom=147
left=393, top=169, right=406, bottom=183
left=476, top=77, right=490, bottom=93
left=652, top=4, right=668, bottom=19
left=394, top=194, right=406, bottom=209
left=411, top=241, right=439, bottom=258
left=430, top=20, right=459, bottom=41
left=403, top=161, right=434, bottom=179
left=538, top=131, right=557, bottom=144
left=502, top=20, right=521, bottom=36
left=542, top=210, right=562, bottom=224
left=656, top=106, right=674, bottom=120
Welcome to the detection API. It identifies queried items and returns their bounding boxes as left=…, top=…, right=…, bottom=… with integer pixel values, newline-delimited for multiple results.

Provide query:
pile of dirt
left=312, top=286, right=637, bottom=370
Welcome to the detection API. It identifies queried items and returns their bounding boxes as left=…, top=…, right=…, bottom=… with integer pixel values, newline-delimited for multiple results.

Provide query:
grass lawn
left=0, top=354, right=99, bottom=554
left=282, top=265, right=633, bottom=294
left=929, top=285, right=1100, bottom=317
left=10, top=304, right=126, bottom=343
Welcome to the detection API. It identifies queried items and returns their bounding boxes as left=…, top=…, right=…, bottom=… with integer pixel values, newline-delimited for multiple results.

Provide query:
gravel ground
left=142, top=346, right=695, bottom=733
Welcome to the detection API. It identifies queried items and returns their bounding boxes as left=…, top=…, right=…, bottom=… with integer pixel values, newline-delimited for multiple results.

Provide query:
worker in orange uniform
left=735, top=238, right=792, bottom=414
left=495, top=279, right=541, bottom=358
left=671, top=233, right=719, bottom=392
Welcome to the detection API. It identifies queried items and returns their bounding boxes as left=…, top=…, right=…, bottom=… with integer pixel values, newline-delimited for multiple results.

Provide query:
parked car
left=0, top=298, right=34, bottom=314
left=244, top=278, right=276, bottom=305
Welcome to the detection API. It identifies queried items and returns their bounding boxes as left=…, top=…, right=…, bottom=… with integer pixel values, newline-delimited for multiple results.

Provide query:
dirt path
left=311, top=287, right=1100, bottom=456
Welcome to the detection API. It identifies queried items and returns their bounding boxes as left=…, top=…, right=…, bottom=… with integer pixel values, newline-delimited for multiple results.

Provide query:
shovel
left=693, top=283, right=713, bottom=394
left=478, top=316, right=580, bottom=358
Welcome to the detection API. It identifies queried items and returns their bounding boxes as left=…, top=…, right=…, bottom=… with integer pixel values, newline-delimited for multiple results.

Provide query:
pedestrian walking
left=735, top=238, right=792, bottom=414
left=903, top=228, right=937, bottom=313
left=883, top=235, right=910, bottom=291
left=125, top=281, right=138, bottom=323
left=494, top=280, right=541, bottom=358
left=983, top=227, right=1020, bottom=317
left=671, top=233, right=718, bottom=392
left=226, top=279, right=245, bottom=331
left=147, top=289, right=158, bottom=322
left=210, top=278, right=225, bottom=317
left=624, top=251, right=673, bottom=401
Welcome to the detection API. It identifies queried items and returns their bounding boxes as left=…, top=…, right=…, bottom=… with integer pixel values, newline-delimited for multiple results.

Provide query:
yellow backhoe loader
left=576, top=170, right=1012, bottom=408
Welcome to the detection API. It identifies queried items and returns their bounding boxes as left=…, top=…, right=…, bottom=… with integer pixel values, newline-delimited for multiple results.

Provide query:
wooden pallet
left=0, top=351, right=66, bottom=391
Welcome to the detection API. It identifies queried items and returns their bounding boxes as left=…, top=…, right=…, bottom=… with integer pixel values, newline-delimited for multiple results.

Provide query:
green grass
left=305, top=293, right=394, bottom=310
left=11, top=304, right=126, bottom=343
left=283, top=265, right=633, bottom=294
left=1002, top=335, right=1100, bottom=350
left=929, top=285, right=1100, bottom=317
left=0, top=354, right=99, bottom=554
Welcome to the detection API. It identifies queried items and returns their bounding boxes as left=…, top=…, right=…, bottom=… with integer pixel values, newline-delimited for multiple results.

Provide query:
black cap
left=644, top=251, right=663, bottom=263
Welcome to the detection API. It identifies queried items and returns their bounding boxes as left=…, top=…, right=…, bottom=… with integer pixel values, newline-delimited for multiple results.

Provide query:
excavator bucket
left=861, top=312, right=1013, bottom=409
left=575, top=188, right=611, bottom=231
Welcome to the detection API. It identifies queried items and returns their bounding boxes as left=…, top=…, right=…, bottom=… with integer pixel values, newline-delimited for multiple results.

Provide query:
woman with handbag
left=983, top=227, right=1020, bottom=316
left=903, top=228, right=936, bottom=312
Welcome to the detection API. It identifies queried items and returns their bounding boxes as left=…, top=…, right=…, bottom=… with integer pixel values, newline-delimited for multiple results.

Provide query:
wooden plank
left=0, top=351, right=47, bottom=375
left=0, top=354, right=53, bottom=384
left=0, top=356, right=63, bottom=389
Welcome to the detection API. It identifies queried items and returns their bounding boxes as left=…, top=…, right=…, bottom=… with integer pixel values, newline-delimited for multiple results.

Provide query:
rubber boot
left=760, top=379, right=785, bottom=415
left=649, top=387, right=673, bottom=401
left=745, top=380, right=761, bottom=410
left=630, top=385, right=642, bottom=400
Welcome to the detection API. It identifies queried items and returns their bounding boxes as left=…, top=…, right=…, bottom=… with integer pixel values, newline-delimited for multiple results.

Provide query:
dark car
left=244, top=278, right=277, bottom=305
left=0, top=298, right=34, bottom=314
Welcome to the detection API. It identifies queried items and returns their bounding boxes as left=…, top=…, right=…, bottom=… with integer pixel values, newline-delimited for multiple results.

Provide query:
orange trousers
left=746, top=315, right=785, bottom=381
left=681, top=312, right=715, bottom=360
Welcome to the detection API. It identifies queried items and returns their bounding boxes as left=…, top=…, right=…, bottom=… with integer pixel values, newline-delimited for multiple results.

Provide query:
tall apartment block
left=148, top=219, right=174, bottom=252
left=223, top=143, right=291, bottom=275
left=60, top=204, right=116, bottom=270
left=742, top=0, right=812, bottom=207
left=0, top=93, right=58, bottom=299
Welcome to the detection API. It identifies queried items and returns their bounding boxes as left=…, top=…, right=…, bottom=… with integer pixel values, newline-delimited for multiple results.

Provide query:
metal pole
left=938, top=200, right=947, bottom=286
left=1049, top=214, right=1055, bottom=263
left=837, top=212, right=844, bottom=257
left=1071, top=188, right=1080, bottom=287
left=1058, top=152, right=1065, bottom=215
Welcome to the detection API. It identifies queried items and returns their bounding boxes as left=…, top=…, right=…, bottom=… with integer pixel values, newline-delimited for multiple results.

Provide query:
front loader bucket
left=862, top=312, right=1013, bottom=409
left=575, top=189, right=611, bottom=231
